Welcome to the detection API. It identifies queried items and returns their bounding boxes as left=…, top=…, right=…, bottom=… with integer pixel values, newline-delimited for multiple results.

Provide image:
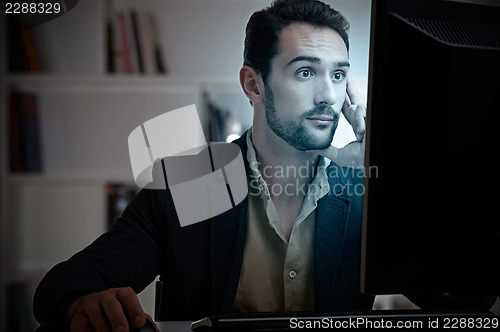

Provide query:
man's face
left=264, top=23, right=350, bottom=150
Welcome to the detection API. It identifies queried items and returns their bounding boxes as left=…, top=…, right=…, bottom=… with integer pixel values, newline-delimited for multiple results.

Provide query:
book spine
left=106, top=18, right=115, bottom=73
left=9, top=91, right=23, bottom=172
left=107, top=183, right=139, bottom=229
left=18, top=92, right=43, bottom=172
left=7, top=283, right=35, bottom=332
left=21, top=27, right=40, bottom=72
left=8, top=16, right=41, bottom=72
left=112, top=12, right=124, bottom=73
left=137, top=10, right=157, bottom=74
left=118, top=12, right=132, bottom=73
left=130, top=10, right=144, bottom=73
left=125, top=10, right=139, bottom=73
left=151, top=15, right=166, bottom=74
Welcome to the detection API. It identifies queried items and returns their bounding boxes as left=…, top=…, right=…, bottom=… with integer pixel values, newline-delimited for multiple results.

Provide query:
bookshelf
left=0, top=0, right=261, bottom=329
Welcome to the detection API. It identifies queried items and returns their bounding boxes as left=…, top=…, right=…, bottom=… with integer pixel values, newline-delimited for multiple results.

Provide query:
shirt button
left=289, top=270, right=297, bottom=279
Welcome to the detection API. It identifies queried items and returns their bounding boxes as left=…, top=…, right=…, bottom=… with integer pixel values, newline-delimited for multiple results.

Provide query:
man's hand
left=342, top=76, right=366, bottom=143
left=317, top=76, right=367, bottom=167
left=67, top=287, right=159, bottom=332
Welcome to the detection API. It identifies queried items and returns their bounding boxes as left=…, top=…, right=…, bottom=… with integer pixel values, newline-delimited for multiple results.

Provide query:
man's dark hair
left=243, top=0, right=350, bottom=83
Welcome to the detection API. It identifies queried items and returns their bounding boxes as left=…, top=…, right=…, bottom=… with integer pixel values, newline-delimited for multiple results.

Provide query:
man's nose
left=314, top=76, right=338, bottom=106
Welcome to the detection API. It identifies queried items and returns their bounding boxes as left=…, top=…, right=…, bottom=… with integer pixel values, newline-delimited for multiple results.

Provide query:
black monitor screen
left=361, top=0, right=500, bottom=296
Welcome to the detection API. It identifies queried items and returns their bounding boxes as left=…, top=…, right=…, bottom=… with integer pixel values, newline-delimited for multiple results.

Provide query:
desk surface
left=157, top=321, right=192, bottom=332
left=155, top=310, right=498, bottom=331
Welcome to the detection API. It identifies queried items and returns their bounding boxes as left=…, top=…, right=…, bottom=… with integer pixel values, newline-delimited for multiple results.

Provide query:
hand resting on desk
left=67, top=287, right=159, bottom=332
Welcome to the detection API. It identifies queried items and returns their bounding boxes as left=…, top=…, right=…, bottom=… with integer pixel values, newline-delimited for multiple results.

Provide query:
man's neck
left=251, top=126, right=321, bottom=239
left=252, top=125, right=320, bottom=189
left=252, top=124, right=319, bottom=176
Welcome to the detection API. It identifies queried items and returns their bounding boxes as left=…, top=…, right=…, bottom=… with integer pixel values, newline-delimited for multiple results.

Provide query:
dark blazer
left=33, top=132, right=374, bottom=330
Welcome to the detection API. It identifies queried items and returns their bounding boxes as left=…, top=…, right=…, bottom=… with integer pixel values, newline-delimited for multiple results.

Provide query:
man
left=33, top=1, right=496, bottom=331
left=232, top=0, right=366, bottom=313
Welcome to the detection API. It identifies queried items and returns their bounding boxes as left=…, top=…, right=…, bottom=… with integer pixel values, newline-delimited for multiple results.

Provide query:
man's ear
left=240, top=66, right=264, bottom=105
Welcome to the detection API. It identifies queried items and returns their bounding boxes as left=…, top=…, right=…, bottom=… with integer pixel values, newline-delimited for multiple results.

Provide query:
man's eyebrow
left=286, top=56, right=321, bottom=67
left=336, top=61, right=351, bottom=68
left=286, top=56, right=350, bottom=68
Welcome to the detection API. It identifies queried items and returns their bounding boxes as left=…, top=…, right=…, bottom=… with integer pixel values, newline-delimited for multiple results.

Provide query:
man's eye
left=297, top=69, right=314, bottom=79
left=332, top=71, right=346, bottom=82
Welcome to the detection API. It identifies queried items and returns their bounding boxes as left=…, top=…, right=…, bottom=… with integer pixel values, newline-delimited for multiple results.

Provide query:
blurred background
left=3, top=0, right=495, bottom=331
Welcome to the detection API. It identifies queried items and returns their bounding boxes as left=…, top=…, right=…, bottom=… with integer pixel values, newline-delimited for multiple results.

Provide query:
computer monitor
left=361, top=0, right=500, bottom=296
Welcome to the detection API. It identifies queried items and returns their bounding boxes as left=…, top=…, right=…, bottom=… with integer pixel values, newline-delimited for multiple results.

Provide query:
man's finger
left=342, top=76, right=366, bottom=123
left=342, top=103, right=366, bottom=141
left=346, top=75, right=365, bottom=108
left=342, top=102, right=358, bottom=124
left=354, top=103, right=366, bottom=118
left=116, top=287, right=146, bottom=328
left=84, top=300, right=112, bottom=332
left=337, top=140, right=365, bottom=168
left=312, top=145, right=339, bottom=163
left=70, top=313, right=94, bottom=332
left=353, top=105, right=366, bottom=142
left=101, top=295, right=130, bottom=332
left=341, top=76, right=367, bottom=142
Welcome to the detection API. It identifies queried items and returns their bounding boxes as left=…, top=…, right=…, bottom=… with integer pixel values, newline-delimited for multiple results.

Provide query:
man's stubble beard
left=264, top=81, right=340, bottom=151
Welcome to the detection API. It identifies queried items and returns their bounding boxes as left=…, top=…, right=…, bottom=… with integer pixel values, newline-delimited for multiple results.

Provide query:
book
left=21, top=25, right=40, bottom=72
left=117, top=11, right=133, bottom=73
left=7, top=16, right=40, bottom=72
left=9, top=91, right=23, bottom=172
left=111, top=12, right=124, bottom=73
left=9, top=91, right=43, bottom=172
left=124, top=10, right=139, bottom=73
left=130, top=10, right=144, bottom=73
left=107, top=9, right=166, bottom=75
left=136, top=9, right=157, bottom=74
left=7, top=16, right=25, bottom=72
left=207, top=100, right=230, bottom=142
left=107, top=183, right=140, bottom=229
left=150, top=13, right=166, bottom=74
left=106, top=18, right=115, bottom=73
left=7, top=283, right=35, bottom=332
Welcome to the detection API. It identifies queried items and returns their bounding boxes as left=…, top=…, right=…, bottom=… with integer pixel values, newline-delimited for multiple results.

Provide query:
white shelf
left=7, top=74, right=241, bottom=92
left=5, top=170, right=135, bottom=185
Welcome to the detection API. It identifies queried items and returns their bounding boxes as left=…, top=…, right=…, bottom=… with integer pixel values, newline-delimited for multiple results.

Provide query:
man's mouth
left=306, top=116, right=334, bottom=125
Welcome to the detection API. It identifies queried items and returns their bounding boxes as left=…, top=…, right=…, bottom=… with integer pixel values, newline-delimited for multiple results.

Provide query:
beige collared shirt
left=232, top=129, right=331, bottom=312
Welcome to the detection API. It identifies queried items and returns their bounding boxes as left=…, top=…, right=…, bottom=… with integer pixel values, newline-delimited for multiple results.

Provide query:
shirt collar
left=245, top=128, right=331, bottom=182
left=245, top=128, right=331, bottom=221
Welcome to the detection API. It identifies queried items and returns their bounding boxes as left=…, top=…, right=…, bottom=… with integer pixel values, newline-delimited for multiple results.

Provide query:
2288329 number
left=443, top=317, right=499, bottom=329
left=5, top=2, right=61, bottom=14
